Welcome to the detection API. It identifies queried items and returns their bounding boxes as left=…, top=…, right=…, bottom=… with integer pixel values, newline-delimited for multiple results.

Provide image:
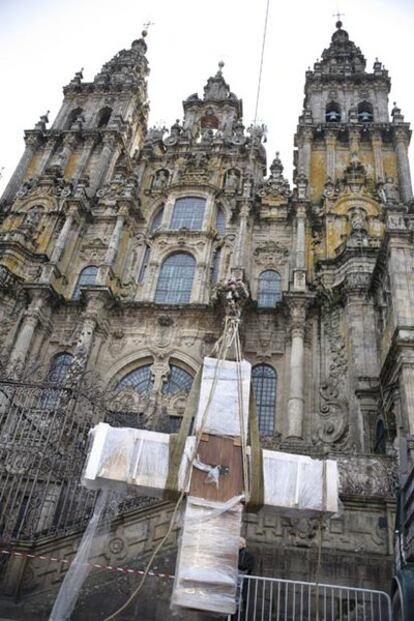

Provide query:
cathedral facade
left=0, top=21, right=412, bottom=619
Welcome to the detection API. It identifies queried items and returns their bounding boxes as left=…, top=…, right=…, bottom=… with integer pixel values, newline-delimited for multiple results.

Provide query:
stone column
left=233, top=203, right=250, bottom=271
left=293, top=204, right=307, bottom=292
left=400, top=364, right=414, bottom=436
left=371, top=130, right=385, bottom=182
left=325, top=131, right=337, bottom=180
left=297, top=128, right=313, bottom=182
left=286, top=299, right=308, bottom=438
left=58, top=134, right=79, bottom=173
left=104, top=209, right=126, bottom=267
left=37, top=138, right=58, bottom=175
left=51, top=205, right=79, bottom=264
left=1, top=134, right=40, bottom=203
left=295, top=205, right=306, bottom=269
left=349, top=128, right=360, bottom=157
left=394, top=129, right=413, bottom=202
left=96, top=208, right=127, bottom=286
left=72, top=293, right=107, bottom=371
left=73, top=135, right=96, bottom=180
left=7, top=294, right=46, bottom=376
left=90, top=134, right=121, bottom=195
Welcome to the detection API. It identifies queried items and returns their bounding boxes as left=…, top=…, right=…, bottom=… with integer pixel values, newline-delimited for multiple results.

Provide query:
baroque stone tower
left=0, top=22, right=413, bottom=619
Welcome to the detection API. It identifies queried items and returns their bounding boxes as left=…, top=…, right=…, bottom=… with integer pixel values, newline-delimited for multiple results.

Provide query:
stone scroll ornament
left=82, top=283, right=339, bottom=617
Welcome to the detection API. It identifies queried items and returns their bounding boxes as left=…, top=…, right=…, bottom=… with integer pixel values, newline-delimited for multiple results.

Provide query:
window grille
left=155, top=253, right=195, bottom=304
left=117, top=364, right=153, bottom=393
left=150, top=208, right=164, bottom=233
left=162, top=364, right=194, bottom=395
left=170, top=197, right=206, bottom=230
left=138, top=246, right=151, bottom=283
left=252, top=364, right=277, bottom=435
left=258, top=270, right=282, bottom=308
left=73, top=266, right=98, bottom=300
left=216, top=206, right=226, bottom=235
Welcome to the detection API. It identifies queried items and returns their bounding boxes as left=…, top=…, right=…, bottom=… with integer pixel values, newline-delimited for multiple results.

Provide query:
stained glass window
left=73, top=266, right=98, bottom=300
left=155, top=253, right=195, bottom=304
left=252, top=364, right=277, bottom=435
left=117, top=364, right=153, bottom=393
left=170, top=197, right=206, bottom=230
left=162, top=365, right=193, bottom=395
left=258, top=270, right=282, bottom=308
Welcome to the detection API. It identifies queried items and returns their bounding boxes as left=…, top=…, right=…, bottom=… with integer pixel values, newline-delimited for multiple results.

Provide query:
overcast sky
left=0, top=0, right=413, bottom=193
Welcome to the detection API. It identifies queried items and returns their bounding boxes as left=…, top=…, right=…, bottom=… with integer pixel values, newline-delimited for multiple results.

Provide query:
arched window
left=117, top=364, right=153, bottom=393
left=73, top=266, right=98, bottom=300
left=138, top=245, right=151, bottom=283
left=252, top=364, right=277, bottom=435
left=170, top=197, right=206, bottom=230
left=48, top=353, right=74, bottom=384
left=211, top=248, right=221, bottom=284
left=357, top=101, right=374, bottom=122
left=162, top=364, right=193, bottom=395
left=97, top=107, right=112, bottom=128
left=150, top=207, right=164, bottom=233
left=258, top=270, right=282, bottom=308
left=155, top=253, right=195, bottom=304
left=215, top=206, right=226, bottom=235
left=325, top=102, right=341, bottom=122
left=41, top=353, right=74, bottom=408
left=66, top=107, right=84, bottom=129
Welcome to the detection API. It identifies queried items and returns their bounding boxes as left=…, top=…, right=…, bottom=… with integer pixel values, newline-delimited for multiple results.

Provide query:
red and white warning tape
left=0, top=548, right=174, bottom=580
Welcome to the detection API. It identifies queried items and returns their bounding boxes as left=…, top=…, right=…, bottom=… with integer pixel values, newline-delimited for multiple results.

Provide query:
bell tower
left=1, top=31, right=149, bottom=206
left=295, top=21, right=413, bottom=454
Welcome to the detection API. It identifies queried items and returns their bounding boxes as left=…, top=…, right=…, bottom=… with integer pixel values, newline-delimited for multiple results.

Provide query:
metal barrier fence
left=227, top=575, right=392, bottom=621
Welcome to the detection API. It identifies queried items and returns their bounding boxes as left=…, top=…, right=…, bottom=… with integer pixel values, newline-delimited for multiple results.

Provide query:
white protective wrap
left=262, top=449, right=339, bottom=516
left=194, top=357, right=251, bottom=438
left=172, top=495, right=243, bottom=615
left=82, top=423, right=194, bottom=497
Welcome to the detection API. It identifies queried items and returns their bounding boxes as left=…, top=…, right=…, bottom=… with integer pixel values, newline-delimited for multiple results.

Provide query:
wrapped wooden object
left=172, top=496, right=243, bottom=615
left=194, top=357, right=251, bottom=438
left=262, top=449, right=339, bottom=516
left=83, top=423, right=193, bottom=496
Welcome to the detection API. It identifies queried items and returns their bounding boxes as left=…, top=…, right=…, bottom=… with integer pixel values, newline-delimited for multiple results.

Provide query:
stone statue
left=152, top=169, right=169, bottom=191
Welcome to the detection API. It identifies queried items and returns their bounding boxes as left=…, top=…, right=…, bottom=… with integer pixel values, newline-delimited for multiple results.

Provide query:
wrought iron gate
left=0, top=378, right=100, bottom=542
left=228, top=575, right=392, bottom=621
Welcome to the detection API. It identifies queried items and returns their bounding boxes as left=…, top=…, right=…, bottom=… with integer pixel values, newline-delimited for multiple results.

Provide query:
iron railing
left=227, top=575, right=392, bottom=621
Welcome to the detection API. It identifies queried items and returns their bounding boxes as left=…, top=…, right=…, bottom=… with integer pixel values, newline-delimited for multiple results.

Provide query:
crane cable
left=254, top=0, right=271, bottom=124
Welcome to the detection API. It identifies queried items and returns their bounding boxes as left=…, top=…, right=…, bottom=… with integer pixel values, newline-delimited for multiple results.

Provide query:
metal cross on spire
left=333, top=11, right=345, bottom=25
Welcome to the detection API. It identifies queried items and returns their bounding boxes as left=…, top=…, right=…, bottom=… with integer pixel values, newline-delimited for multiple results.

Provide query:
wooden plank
left=189, top=434, right=244, bottom=502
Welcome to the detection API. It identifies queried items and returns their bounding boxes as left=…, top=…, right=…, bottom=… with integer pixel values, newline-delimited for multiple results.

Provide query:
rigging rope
left=254, top=0, right=271, bottom=124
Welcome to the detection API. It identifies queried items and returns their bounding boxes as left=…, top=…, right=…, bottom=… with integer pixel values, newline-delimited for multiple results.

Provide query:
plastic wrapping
left=194, top=357, right=251, bottom=438
left=172, top=495, right=243, bottom=615
left=261, top=449, right=339, bottom=516
left=82, top=423, right=194, bottom=497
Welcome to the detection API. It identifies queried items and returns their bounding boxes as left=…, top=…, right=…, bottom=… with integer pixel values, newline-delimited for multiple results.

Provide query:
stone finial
left=35, top=111, right=50, bottom=131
